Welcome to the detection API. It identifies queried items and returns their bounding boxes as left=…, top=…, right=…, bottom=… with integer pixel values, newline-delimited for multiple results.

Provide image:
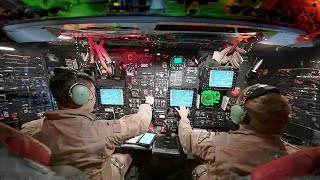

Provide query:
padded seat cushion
left=251, top=146, right=320, bottom=180
left=0, top=122, right=51, bottom=166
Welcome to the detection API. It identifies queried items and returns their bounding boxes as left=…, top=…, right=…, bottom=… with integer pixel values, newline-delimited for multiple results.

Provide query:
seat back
left=251, top=146, right=320, bottom=180
left=0, top=122, right=51, bottom=166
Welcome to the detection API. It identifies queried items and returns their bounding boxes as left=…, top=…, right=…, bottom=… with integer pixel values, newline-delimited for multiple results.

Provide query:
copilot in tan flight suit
left=32, top=104, right=152, bottom=180
left=179, top=121, right=299, bottom=180
left=177, top=84, right=300, bottom=180
left=23, top=67, right=154, bottom=180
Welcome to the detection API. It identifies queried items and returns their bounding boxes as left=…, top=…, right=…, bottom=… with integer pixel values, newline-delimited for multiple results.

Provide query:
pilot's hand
left=145, top=96, right=154, bottom=105
left=175, top=106, right=189, bottom=119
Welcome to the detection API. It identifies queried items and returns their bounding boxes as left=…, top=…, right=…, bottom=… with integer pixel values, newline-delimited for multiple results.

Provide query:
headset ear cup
left=230, top=105, right=245, bottom=124
left=69, top=84, right=90, bottom=105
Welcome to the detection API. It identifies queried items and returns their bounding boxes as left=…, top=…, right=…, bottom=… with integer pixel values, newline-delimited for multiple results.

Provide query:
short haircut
left=49, top=67, right=95, bottom=105
left=238, top=86, right=291, bottom=134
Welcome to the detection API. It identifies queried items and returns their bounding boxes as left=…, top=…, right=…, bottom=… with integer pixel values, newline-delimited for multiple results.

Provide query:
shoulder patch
left=197, top=131, right=211, bottom=144
left=112, top=121, right=121, bottom=133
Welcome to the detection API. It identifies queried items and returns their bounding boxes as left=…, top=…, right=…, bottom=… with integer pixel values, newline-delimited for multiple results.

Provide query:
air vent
left=155, top=25, right=235, bottom=33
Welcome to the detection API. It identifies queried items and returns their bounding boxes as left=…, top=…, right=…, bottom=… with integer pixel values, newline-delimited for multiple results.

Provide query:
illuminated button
left=11, top=113, right=18, bottom=120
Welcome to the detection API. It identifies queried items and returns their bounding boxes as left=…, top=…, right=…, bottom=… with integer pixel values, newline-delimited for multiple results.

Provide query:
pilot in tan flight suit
left=26, top=68, right=154, bottom=180
left=176, top=84, right=300, bottom=180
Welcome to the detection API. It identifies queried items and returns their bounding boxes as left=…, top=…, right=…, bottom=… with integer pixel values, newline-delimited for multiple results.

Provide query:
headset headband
left=50, top=68, right=76, bottom=82
left=240, top=84, right=280, bottom=105
left=51, top=68, right=94, bottom=84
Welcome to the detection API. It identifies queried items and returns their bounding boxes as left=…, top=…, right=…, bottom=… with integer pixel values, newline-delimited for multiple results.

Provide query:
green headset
left=68, top=71, right=91, bottom=106
left=230, top=84, right=280, bottom=124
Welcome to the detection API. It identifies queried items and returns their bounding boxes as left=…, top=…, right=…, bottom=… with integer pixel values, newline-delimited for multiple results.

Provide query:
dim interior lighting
left=58, top=35, right=72, bottom=40
left=0, top=46, right=15, bottom=51
left=252, top=59, right=263, bottom=73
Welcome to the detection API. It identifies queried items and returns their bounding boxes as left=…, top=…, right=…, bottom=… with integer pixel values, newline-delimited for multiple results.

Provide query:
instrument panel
left=0, top=55, right=54, bottom=124
left=0, top=49, right=238, bottom=131
left=95, top=50, right=239, bottom=130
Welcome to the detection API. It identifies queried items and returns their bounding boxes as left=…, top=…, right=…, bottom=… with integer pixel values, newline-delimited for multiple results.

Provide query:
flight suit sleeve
left=109, top=104, right=153, bottom=146
left=178, top=117, right=215, bottom=161
left=20, top=118, right=44, bottom=136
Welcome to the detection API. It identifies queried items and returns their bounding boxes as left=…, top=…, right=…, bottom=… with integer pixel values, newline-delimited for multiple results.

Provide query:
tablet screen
left=138, top=133, right=156, bottom=145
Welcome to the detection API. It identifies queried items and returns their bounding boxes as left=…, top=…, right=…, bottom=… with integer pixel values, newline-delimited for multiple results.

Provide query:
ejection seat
left=251, top=146, right=320, bottom=180
left=0, top=122, right=88, bottom=179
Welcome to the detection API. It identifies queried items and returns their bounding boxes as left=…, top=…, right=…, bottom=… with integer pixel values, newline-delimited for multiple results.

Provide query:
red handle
left=226, top=40, right=240, bottom=56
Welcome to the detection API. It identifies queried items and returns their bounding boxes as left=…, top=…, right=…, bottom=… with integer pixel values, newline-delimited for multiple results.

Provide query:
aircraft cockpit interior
left=0, top=0, right=319, bottom=179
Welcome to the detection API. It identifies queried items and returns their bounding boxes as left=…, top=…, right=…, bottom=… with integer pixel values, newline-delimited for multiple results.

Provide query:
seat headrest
left=0, top=122, right=51, bottom=166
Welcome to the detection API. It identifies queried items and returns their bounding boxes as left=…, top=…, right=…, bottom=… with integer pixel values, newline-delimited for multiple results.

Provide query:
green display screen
left=173, top=57, right=183, bottom=64
left=200, top=90, right=221, bottom=107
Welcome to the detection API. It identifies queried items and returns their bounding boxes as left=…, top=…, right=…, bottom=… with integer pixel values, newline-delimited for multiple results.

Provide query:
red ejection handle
left=226, top=40, right=240, bottom=56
